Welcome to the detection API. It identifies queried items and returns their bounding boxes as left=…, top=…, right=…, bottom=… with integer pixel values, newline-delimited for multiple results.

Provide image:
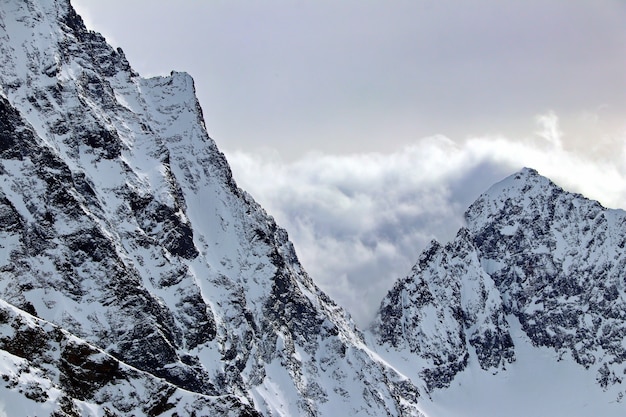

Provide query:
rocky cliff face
left=0, top=1, right=422, bottom=415
left=371, top=168, right=626, bottom=401
left=372, top=227, right=515, bottom=391
left=466, top=168, right=626, bottom=387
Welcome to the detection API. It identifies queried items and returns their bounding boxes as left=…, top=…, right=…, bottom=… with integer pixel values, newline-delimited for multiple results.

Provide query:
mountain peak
left=464, top=167, right=572, bottom=234
left=474, top=167, right=549, bottom=201
left=372, top=164, right=626, bottom=414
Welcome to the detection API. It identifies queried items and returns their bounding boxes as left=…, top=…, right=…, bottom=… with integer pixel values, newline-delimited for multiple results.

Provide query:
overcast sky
left=73, top=0, right=626, bottom=326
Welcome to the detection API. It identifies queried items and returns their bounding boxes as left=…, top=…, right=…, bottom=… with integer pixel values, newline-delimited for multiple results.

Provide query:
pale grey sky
left=72, top=0, right=626, bottom=326
left=73, top=0, right=625, bottom=158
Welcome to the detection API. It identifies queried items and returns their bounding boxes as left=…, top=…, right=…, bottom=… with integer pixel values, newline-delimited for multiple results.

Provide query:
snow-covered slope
left=371, top=168, right=626, bottom=416
left=0, top=1, right=423, bottom=415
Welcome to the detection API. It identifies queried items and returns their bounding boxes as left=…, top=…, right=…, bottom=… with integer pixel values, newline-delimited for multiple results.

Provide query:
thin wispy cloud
left=226, top=114, right=626, bottom=326
left=535, top=111, right=563, bottom=149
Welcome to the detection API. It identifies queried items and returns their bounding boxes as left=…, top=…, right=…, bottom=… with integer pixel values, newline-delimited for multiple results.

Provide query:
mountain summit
left=371, top=167, right=626, bottom=415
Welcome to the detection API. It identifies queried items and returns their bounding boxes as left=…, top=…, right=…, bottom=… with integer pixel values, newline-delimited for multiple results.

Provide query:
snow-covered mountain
left=1, top=1, right=626, bottom=416
left=370, top=168, right=626, bottom=416
left=0, top=1, right=422, bottom=415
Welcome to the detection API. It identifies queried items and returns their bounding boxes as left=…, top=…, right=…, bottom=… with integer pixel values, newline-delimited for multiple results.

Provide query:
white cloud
left=225, top=114, right=626, bottom=327
left=535, top=111, right=563, bottom=149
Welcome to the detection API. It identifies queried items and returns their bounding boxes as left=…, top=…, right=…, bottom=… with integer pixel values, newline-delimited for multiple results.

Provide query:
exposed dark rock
left=129, top=190, right=199, bottom=259
left=0, top=95, right=35, bottom=160
left=59, top=341, right=121, bottom=400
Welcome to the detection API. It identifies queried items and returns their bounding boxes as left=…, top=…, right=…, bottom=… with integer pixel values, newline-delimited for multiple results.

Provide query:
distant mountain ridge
left=370, top=168, right=626, bottom=414
left=0, top=1, right=624, bottom=416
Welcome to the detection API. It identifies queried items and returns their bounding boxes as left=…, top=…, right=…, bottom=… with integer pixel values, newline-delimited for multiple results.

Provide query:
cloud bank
left=225, top=115, right=626, bottom=327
